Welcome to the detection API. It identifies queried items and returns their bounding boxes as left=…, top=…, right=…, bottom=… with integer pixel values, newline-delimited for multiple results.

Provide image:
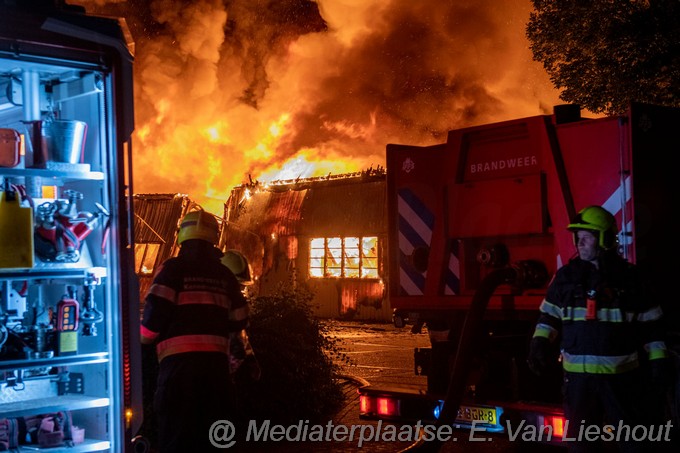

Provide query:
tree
left=526, top=0, right=680, bottom=114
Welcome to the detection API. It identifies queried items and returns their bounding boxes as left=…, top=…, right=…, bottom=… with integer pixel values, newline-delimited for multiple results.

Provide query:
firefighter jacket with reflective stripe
left=533, top=253, right=667, bottom=374
left=140, top=240, right=249, bottom=362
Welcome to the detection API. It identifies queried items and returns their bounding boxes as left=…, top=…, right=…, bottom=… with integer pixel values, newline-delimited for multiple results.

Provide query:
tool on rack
left=0, top=325, right=7, bottom=351
left=56, top=287, right=79, bottom=356
left=34, top=189, right=109, bottom=263
left=0, top=280, right=27, bottom=352
left=80, top=272, right=103, bottom=337
left=0, top=127, right=21, bottom=168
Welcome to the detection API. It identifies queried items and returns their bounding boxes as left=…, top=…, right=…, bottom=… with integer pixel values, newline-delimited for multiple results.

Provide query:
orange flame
left=73, top=0, right=562, bottom=215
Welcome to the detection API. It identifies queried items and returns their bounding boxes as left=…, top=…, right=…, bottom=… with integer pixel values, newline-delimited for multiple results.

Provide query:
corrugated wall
left=132, top=193, right=195, bottom=305
left=299, top=180, right=386, bottom=236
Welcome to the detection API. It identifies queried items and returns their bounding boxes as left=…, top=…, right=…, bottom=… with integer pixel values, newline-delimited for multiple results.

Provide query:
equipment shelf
left=17, top=439, right=111, bottom=452
left=0, top=167, right=104, bottom=183
left=0, top=352, right=109, bottom=372
left=0, top=265, right=107, bottom=280
left=0, top=394, right=110, bottom=418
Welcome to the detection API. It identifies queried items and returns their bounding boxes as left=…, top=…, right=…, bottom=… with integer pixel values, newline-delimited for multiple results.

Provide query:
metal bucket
left=43, top=119, right=87, bottom=164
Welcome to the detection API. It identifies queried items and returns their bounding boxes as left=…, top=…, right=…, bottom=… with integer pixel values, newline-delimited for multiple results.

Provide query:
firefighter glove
left=649, top=358, right=673, bottom=391
left=527, top=336, right=552, bottom=377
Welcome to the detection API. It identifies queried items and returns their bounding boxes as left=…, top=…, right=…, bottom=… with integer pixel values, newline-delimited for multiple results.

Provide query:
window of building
left=134, top=243, right=161, bottom=275
left=309, top=236, right=379, bottom=279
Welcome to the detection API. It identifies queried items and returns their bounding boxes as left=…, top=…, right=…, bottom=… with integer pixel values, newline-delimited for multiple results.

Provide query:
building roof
left=226, top=170, right=386, bottom=238
left=132, top=193, right=192, bottom=244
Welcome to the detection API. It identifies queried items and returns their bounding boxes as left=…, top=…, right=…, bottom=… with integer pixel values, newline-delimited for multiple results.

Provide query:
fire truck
left=358, top=103, right=680, bottom=445
left=0, top=2, right=143, bottom=451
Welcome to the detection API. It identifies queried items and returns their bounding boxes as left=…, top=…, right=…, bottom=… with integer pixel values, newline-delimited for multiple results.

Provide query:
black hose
left=438, top=267, right=517, bottom=425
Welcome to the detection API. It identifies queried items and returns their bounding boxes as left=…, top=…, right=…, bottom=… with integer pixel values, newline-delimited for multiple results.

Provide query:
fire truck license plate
left=455, top=405, right=498, bottom=425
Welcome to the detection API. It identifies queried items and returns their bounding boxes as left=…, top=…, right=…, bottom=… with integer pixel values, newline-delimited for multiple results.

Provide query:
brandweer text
left=469, top=155, right=537, bottom=174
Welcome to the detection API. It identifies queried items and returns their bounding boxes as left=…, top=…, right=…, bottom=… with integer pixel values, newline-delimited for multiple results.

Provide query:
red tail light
left=541, top=415, right=565, bottom=438
left=359, top=394, right=400, bottom=417
left=359, top=395, right=373, bottom=414
left=377, top=397, right=399, bottom=417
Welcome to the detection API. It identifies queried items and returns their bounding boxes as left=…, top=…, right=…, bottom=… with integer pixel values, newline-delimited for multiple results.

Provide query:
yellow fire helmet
left=567, top=205, right=618, bottom=250
left=177, top=210, right=219, bottom=245
left=221, top=249, right=254, bottom=285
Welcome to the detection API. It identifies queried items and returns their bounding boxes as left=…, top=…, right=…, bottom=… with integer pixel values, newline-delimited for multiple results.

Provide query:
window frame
left=309, top=236, right=379, bottom=279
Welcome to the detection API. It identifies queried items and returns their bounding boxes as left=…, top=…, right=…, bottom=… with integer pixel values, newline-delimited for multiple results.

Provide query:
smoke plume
left=72, top=0, right=560, bottom=214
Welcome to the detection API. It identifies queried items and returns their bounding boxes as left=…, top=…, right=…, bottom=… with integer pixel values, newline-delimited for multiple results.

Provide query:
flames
left=72, top=0, right=562, bottom=215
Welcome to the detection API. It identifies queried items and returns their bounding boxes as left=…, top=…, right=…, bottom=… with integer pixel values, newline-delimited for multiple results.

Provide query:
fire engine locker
left=0, top=3, right=141, bottom=452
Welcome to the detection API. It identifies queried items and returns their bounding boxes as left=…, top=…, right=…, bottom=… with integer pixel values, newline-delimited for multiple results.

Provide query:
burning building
left=221, top=167, right=390, bottom=321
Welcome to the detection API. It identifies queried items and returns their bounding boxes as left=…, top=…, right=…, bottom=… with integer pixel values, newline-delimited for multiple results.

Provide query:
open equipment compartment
left=0, top=3, right=142, bottom=452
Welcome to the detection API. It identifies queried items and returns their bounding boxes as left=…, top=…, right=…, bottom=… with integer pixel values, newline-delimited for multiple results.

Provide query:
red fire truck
left=358, top=103, right=680, bottom=445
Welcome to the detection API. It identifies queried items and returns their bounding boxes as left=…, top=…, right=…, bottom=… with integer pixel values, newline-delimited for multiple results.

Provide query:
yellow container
left=0, top=190, right=34, bottom=268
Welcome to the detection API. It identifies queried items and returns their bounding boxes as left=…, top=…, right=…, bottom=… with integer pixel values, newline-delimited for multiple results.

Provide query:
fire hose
left=399, top=267, right=519, bottom=453
left=437, top=266, right=519, bottom=425
left=404, top=260, right=548, bottom=452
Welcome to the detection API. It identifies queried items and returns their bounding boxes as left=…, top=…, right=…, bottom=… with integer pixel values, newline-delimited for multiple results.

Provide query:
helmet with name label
left=567, top=205, right=618, bottom=250
left=177, top=210, right=219, bottom=245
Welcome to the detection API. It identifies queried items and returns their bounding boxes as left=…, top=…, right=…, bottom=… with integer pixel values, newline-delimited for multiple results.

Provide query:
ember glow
left=73, top=0, right=561, bottom=214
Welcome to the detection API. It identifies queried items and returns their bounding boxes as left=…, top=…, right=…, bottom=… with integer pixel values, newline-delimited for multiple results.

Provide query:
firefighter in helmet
left=222, top=249, right=254, bottom=287
left=528, top=206, right=670, bottom=453
left=221, top=249, right=261, bottom=382
left=140, top=210, right=248, bottom=453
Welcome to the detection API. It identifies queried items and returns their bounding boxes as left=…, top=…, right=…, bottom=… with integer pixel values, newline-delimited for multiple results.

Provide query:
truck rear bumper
left=358, top=383, right=565, bottom=445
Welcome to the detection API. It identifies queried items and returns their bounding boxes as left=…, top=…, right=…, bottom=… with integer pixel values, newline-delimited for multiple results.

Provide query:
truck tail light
left=377, top=397, right=399, bottom=416
left=540, top=414, right=565, bottom=438
left=359, top=394, right=373, bottom=414
left=359, top=394, right=400, bottom=417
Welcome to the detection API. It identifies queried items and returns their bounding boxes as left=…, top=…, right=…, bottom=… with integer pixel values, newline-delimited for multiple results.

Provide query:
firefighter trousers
left=154, top=353, right=235, bottom=453
left=563, top=370, right=666, bottom=453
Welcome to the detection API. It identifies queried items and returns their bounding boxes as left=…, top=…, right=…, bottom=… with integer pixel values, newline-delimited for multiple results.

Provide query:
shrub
left=233, top=280, right=345, bottom=425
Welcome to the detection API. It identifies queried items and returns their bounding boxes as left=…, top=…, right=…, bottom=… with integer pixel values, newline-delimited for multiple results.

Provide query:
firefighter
left=221, top=249, right=261, bottom=382
left=221, top=249, right=254, bottom=290
left=140, top=210, right=248, bottom=453
left=528, top=206, right=671, bottom=452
